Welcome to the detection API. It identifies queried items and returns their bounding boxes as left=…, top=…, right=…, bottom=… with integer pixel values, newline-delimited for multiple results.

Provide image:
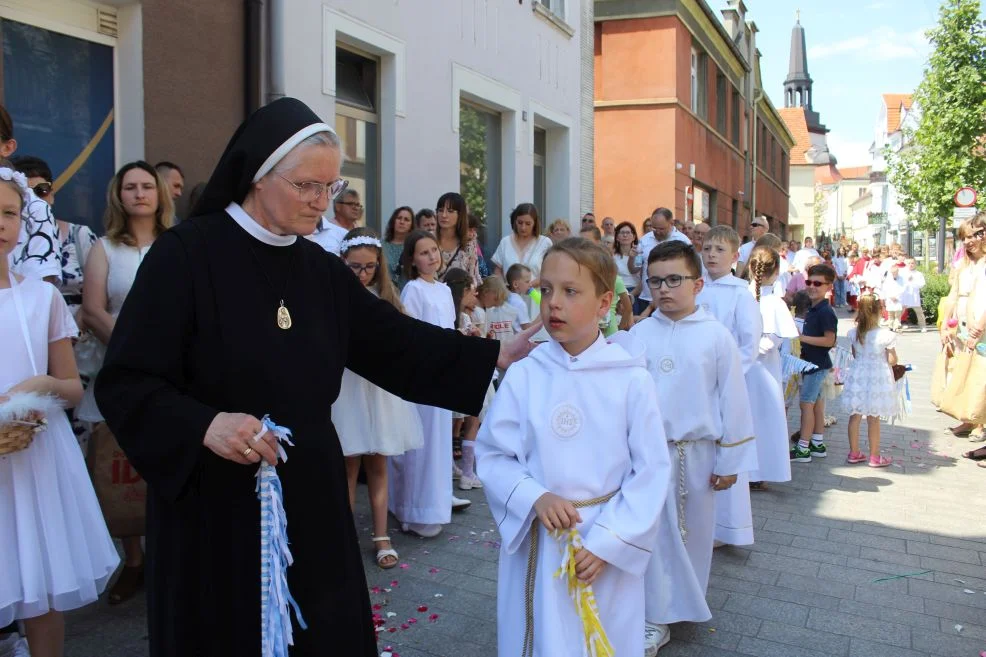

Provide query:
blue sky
left=742, top=0, right=962, bottom=166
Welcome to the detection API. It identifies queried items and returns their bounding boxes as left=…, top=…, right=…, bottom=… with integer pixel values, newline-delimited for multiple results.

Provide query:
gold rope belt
left=674, top=441, right=696, bottom=546
left=522, top=489, right=618, bottom=657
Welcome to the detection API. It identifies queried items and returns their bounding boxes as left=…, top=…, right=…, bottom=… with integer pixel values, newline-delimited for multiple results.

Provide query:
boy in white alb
left=478, top=238, right=669, bottom=657
left=630, top=241, right=754, bottom=655
left=697, top=226, right=762, bottom=548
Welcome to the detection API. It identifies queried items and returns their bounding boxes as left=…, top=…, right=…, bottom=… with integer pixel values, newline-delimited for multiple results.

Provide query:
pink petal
left=407, top=618, right=418, bottom=624
left=428, top=613, right=439, bottom=622
left=390, top=580, right=399, bottom=587
left=399, top=563, right=410, bottom=569
left=417, top=605, right=428, bottom=612
left=388, top=627, right=398, bottom=633
left=400, top=623, right=409, bottom=630
left=429, top=568, right=440, bottom=574
left=372, top=603, right=382, bottom=611
left=371, top=586, right=382, bottom=594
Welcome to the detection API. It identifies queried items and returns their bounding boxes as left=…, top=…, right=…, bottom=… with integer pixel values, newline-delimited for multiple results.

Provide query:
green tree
left=886, top=0, right=986, bottom=232
left=459, top=104, right=488, bottom=221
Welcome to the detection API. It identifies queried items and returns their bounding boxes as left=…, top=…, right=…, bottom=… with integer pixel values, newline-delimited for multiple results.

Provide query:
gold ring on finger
left=243, top=447, right=254, bottom=457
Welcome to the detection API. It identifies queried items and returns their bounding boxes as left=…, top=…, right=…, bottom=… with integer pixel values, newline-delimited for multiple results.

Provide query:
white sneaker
left=643, top=622, right=670, bottom=656
left=402, top=522, right=443, bottom=538
left=451, top=495, right=472, bottom=511
left=12, top=639, right=29, bottom=657
left=459, top=474, right=483, bottom=490
left=452, top=461, right=463, bottom=480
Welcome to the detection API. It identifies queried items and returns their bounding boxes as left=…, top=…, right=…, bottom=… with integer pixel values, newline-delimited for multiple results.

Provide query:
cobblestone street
left=64, top=313, right=986, bottom=657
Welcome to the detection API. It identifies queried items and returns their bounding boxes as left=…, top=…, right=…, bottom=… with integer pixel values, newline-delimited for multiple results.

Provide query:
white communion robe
left=630, top=308, right=756, bottom=612
left=477, top=333, right=668, bottom=657
left=748, top=283, right=799, bottom=483
left=698, top=275, right=761, bottom=545
left=388, top=278, right=456, bottom=525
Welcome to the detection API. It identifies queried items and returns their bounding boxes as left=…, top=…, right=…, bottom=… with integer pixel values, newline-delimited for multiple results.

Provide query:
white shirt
left=698, top=274, right=763, bottom=374
left=792, top=247, right=820, bottom=273
left=737, top=240, right=755, bottom=265
left=506, top=292, right=530, bottom=330
left=491, top=234, right=554, bottom=279
left=307, top=218, right=350, bottom=255
left=899, top=269, right=926, bottom=308
left=629, top=308, right=756, bottom=475
left=832, top=256, right=848, bottom=277
left=636, top=229, right=693, bottom=302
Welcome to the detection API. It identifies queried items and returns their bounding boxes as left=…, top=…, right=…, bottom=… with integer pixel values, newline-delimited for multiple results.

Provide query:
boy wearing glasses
left=630, top=241, right=753, bottom=655
left=790, top=264, right=839, bottom=462
left=697, top=226, right=762, bottom=551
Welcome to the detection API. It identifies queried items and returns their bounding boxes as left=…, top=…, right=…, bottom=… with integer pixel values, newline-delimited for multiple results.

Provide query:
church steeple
left=784, top=12, right=813, bottom=110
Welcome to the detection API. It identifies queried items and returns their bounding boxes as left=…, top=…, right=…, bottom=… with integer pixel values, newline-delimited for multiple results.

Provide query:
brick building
left=594, top=0, right=792, bottom=238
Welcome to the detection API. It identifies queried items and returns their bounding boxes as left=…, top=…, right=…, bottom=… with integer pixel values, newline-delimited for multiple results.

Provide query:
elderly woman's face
left=514, top=214, right=535, bottom=238
left=551, top=223, right=570, bottom=242
left=252, top=144, right=340, bottom=236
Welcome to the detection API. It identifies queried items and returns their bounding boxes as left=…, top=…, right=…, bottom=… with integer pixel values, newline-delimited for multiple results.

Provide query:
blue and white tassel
left=256, top=415, right=307, bottom=657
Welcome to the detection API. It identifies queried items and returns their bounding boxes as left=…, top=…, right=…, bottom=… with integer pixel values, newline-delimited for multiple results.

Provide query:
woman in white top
left=613, top=221, right=641, bottom=295
left=832, top=247, right=849, bottom=308
left=491, top=202, right=553, bottom=282
left=80, top=160, right=173, bottom=605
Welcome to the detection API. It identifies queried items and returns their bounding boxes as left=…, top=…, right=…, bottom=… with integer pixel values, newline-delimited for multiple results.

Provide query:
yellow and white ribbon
left=552, top=529, right=614, bottom=657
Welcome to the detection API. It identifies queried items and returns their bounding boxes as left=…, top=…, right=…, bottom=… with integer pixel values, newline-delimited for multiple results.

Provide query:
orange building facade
left=594, top=0, right=793, bottom=239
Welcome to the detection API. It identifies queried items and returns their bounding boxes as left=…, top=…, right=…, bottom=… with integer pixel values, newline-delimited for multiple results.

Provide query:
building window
left=335, top=47, right=380, bottom=230
left=770, top=136, right=776, bottom=179
left=460, top=101, right=503, bottom=252
left=716, top=72, right=727, bottom=135
left=690, top=47, right=707, bottom=119
left=533, top=128, right=547, bottom=224
left=731, top=88, right=740, bottom=147
left=781, top=152, right=788, bottom=187
left=538, top=0, right=565, bottom=18
left=731, top=198, right=739, bottom=230
left=2, top=18, right=115, bottom=234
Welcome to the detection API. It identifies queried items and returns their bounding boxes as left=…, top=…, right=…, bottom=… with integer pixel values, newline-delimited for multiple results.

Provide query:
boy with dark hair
left=791, top=264, right=838, bottom=462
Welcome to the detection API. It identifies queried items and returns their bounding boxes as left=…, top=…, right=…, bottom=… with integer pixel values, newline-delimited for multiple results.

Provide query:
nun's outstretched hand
left=495, top=321, right=543, bottom=371
left=203, top=412, right=280, bottom=466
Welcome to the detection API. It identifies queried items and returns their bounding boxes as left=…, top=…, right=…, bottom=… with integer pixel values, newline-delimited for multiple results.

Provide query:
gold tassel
left=552, top=529, right=614, bottom=657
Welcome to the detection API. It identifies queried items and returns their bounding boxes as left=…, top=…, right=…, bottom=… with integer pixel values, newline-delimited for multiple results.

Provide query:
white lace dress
left=841, top=328, right=898, bottom=419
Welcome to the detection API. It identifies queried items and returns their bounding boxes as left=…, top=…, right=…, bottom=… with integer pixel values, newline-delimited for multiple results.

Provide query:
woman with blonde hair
left=940, top=214, right=986, bottom=439
left=547, top=218, right=571, bottom=243
left=78, top=160, right=173, bottom=604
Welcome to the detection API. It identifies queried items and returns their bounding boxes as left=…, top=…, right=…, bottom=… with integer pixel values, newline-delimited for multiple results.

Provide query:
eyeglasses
left=337, top=201, right=364, bottom=211
left=804, top=280, right=829, bottom=287
left=347, top=262, right=378, bottom=275
left=646, top=274, right=698, bottom=289
left=277, top=175, right=348, bottom=203
left=752, top=223, right=767, bottom=229
left=32, top=182, right=52, bottom=198
left=969, top=228, right=986, bottom=240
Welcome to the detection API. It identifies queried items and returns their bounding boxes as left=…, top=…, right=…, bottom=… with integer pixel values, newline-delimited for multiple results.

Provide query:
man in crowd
left=793, top=236, right=821, bottom=273
left=581, top=212, right=596, bottom=230
left=634, top=207, right=691, bottom=315
left=736, top=216, right=769, bottom=278
left=156, top=161, right=185, bottom=222
left=309, top=188, right=363, bottom=255
left=601, top=216, right=616, bottom=238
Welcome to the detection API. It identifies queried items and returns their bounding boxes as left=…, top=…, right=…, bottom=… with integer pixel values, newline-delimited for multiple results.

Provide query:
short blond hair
left=477, top=275, right=509, bottom=307
left=706, top=225, right=740, bottom=251
left=543, top=237, right=616, bottom=296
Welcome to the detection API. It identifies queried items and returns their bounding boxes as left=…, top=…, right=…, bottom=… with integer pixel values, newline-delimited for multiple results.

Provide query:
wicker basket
left=0, top=413, right=46, bottom=456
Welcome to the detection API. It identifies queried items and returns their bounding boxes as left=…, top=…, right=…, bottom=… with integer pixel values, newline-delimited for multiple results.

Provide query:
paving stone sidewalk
left=63, top=313, right=986, bottom=656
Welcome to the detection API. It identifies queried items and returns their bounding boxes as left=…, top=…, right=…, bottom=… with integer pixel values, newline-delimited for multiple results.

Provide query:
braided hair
left=748, top=245, right=780, bottom=302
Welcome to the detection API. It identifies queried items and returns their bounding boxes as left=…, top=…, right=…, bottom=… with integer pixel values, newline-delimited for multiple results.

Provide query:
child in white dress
left=333, top=228, right=424, bottom=568
left=389, top=230, right=469, bottom=537
left=842, top=294, right=897, bottom=467
left=747, top=246, right=798, bottom=488
left=0, top=169, right=119, bottom=656
left=478, top=237, right=668, bottom=657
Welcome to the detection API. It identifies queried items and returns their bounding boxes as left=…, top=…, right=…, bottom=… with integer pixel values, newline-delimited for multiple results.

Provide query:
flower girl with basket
left=0, top=168, right=119, bottom=656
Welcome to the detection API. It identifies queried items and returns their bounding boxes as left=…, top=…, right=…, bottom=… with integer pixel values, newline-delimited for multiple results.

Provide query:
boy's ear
left=599, top=290, right=614, bottom=318
left=731, top=250, right=739, bottom=264
left=693, top=277, right=705, bottom=296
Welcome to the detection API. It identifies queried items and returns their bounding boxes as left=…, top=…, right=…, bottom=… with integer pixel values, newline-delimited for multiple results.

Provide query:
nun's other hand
left=496, top=321, right=543, bottom=370
left=204, top=412, right=280, bottom=466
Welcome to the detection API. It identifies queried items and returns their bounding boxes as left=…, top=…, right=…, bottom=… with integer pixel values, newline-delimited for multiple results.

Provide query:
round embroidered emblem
left=551, top=403, right=583, bottom=439
left=659, top=357, right=675, bottom=373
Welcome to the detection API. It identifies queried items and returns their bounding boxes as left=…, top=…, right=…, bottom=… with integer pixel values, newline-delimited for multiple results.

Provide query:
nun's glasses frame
left=277, top=174, right=349, bottom=203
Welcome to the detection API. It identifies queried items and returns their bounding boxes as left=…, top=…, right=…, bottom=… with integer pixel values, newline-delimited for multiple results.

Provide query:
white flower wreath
left=0, top=166, right=30, bottom=206
left=340, top=235, right=382, bottom=252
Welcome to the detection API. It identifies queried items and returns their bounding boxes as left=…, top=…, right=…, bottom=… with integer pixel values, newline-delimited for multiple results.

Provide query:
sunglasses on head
left=32, top=182, right=52, bottom=198
left=804, top=280, right=828, bottom=287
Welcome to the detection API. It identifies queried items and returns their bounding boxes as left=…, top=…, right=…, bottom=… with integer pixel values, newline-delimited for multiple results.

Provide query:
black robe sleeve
left=95, top=230, right=218, bottom=502
left=335, top=256, right=500, bottom=417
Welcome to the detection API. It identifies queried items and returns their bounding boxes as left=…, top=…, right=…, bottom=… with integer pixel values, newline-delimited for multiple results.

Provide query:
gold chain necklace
left=248, top=245, right=296, bottom=330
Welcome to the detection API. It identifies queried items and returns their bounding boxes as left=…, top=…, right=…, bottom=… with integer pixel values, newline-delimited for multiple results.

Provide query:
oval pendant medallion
left=277, top=305, right=292, bottom=330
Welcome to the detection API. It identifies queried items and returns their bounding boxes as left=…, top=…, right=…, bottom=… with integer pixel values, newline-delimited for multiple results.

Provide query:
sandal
left=107, top=564, right=144, bottom=605
left=969, top=430, right=986, bottom=442
left=372, top=536, right=399, bottom=569
left=749, top=481, right=768, bottom=491
left=868, top=455, right=892, bottom=468
left=948, top=424, right=974, bottom=437
left=846, top=451, right=867, bottom=464
left=962, top=446, right=986, bottom=461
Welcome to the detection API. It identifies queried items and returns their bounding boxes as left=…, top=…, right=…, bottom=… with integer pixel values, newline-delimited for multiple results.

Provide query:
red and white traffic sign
left=954, top=186, right=978, bottom=207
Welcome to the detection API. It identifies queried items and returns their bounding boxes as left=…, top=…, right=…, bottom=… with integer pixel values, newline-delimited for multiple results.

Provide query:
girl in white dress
left=333, top=228, right=424, bottom=568
left=0, top=169, right=119, bottom=657
left=747, top=246, right=799, bottom=488
left=842, top=295, right=897, bottom=467
left=389, top=230, right=464, bottom=537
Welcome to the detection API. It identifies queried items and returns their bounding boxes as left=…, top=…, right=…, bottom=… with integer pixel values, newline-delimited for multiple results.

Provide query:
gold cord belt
left=522, top=490, right=618, bottom=657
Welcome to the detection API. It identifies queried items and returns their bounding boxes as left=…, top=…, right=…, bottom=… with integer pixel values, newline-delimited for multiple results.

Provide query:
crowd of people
left=0, top=93, right=976, bottom=657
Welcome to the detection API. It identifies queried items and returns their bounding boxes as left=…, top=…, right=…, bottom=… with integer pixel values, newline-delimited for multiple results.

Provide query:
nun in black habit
left=96, top=98, right=532, bottom=656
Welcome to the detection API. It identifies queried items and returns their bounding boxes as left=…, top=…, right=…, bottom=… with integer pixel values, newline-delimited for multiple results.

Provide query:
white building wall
left=276, top=0, right=584, bottom=240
